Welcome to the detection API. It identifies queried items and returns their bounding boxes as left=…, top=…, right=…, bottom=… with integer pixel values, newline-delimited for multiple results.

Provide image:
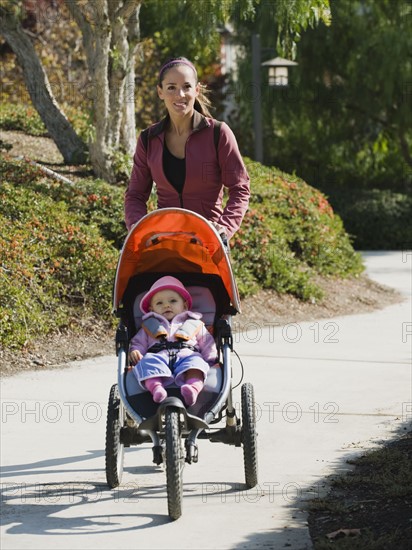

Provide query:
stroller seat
left=125, top=282, right=224, bottom=418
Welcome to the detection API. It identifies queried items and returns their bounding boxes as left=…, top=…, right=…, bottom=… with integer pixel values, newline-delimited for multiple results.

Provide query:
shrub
left=0, top=163, right=119, bottom=349
left=0, top=155, right=363, bottom=350
left=0, top=102, right=92, bottom=142
left=327, top=188, right=412, bottom=250
left=0, top=103, right=47, bottom=136
left=231, top=160, right=364, bottom=299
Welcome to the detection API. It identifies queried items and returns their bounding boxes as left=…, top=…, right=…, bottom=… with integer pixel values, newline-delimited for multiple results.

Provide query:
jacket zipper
left=178, top=132, right=193, bottom=209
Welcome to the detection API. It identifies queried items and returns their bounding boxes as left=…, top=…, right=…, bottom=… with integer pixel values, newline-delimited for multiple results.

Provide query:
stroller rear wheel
left=105, top=383, right=125, bottom=488
left=241, top=382, right=258, bottom=488
left=165, top=407, right=184, bottom=520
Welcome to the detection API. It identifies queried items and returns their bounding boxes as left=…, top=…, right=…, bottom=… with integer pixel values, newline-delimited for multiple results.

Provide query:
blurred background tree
left=230, top=0, right=411, bottom=248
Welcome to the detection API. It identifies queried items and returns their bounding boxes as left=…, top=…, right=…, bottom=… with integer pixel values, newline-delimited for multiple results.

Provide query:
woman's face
left=157, top=65, right=199, bottom=118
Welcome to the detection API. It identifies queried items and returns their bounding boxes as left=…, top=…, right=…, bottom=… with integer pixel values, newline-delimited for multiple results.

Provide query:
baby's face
left=149, top=289, right=187, bottom=320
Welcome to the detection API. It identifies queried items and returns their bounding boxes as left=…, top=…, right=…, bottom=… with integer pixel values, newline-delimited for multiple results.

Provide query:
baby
left=130, top=276, right=218, bottom=406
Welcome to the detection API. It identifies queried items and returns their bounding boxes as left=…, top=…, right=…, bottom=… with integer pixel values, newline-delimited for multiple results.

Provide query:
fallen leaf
left=326, top=528, right=362, bottom=540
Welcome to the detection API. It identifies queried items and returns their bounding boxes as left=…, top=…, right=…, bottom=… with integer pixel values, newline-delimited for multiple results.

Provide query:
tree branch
left=65, top=1, right=95, bottom=68
left=115, top=0, right=142, bottom=22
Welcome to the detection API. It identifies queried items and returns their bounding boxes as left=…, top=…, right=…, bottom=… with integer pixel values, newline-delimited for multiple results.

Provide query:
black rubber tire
left=241, top=382, right=258, bottom=488
left=105, top=384, right=125, bottom=488
left=165, top=407, right=184, bottom=520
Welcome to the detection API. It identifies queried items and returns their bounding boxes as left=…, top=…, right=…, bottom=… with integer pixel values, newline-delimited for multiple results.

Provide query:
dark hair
left=158, top=56, right=213, bottom=118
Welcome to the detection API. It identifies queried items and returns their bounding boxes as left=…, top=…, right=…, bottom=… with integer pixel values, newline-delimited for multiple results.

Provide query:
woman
left=124, top=57, right=250, bottom=240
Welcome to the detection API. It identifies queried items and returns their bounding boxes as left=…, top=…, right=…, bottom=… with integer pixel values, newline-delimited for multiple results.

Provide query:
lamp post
left=261, top=56, right=298, bottom=87
left=251, top=34, right=263, bottom=163
left=251, top=34, right=298, bottom=163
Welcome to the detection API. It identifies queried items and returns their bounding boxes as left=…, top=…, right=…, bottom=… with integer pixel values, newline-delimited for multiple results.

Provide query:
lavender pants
left=132, top=352, right=210, bottom=390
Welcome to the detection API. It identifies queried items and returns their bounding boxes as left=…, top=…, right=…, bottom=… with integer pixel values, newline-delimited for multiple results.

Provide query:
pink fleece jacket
left=124, top=112, right=250, bottom=239
left=129, top=310, right=218, bottom=366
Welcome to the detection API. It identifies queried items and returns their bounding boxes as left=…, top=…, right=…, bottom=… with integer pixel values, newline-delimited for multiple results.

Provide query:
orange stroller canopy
left=113, top=208, right=241, bottom=313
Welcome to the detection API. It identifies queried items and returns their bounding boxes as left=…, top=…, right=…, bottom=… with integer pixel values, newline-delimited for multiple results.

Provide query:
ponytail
left=194, top=84, right=213, bottom=117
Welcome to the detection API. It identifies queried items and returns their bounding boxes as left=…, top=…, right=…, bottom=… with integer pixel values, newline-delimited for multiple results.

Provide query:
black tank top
left=163, top=142, right=186, bottom=194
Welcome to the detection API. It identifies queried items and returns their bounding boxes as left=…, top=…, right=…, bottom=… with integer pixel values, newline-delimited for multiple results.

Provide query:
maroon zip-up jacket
left=124, top=111, right=250, bottom=239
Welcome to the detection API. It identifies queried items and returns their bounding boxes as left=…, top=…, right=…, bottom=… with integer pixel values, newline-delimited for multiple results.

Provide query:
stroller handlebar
left=220, top=234, right=230, bottom=253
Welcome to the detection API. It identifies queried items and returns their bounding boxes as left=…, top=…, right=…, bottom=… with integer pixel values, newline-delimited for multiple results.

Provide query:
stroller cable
left=231, top=348, right=244, bottom=389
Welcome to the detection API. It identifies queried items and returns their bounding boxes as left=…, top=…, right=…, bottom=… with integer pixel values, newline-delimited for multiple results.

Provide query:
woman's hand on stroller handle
left=211, top=221, right=229, bottom=247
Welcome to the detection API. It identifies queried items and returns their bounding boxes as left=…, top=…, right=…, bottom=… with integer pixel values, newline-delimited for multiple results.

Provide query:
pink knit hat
left=140, top=276, right=192, bottom=313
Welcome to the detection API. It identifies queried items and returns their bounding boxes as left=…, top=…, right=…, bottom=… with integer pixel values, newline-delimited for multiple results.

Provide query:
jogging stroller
left=105, top=208, right=258, bottom=520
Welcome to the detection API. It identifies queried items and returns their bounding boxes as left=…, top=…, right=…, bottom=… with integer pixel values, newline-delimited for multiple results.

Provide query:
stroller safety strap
left=175, top=318, right=203, bottom=341
left=147, top=341, right=199, bottom=354
left=142, top=317, right=168, bottom=339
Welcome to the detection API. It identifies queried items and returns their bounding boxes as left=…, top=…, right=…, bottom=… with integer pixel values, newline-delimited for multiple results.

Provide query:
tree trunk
left=67, top=0, right=141, bottom=182
left=86, top=1, right=113, bottom=181
left=108, top=4, right=129, bottom=151
left=121, top=5, right=141, bottom=155
left=0, top=9, right=88, bottom=165
left=107, top=1, right=141, bottom=156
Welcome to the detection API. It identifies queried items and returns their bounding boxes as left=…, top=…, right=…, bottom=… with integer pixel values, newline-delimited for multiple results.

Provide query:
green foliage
left=328, top=189, right=412, bottom=250
left=111, top=149, right=134, bottom=183
left=0, top=153, right=362, bottom=350
left=0, top=103, right=46, bottom=136
left=231, top=0, right=411, bottom=249
left=272, top=0, right=411, bottom=191
left=232, top=159, right=363, bottom=298
left=64, top=105, right=94, bottom=143
left=0, top=158, right=120, bottom=348
left=141, top=0, right=232, bottom=54
left=270, top=0, right=331, bottom=58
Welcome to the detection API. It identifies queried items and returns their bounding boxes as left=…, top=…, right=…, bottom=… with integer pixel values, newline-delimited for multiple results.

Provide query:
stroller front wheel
left=105, top=383, right=125, bottom=488
left=241, top=382, right=258, bottom=488
left=165, top=407, right=184, bottom=520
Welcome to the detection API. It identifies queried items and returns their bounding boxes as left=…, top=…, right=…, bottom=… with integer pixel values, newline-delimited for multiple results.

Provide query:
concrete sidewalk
left=1, top=251, right=411, bottom=550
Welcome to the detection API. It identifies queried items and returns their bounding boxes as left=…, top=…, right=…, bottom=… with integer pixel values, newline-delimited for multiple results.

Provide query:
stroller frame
left=105, top=208, right=258, bottom=520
